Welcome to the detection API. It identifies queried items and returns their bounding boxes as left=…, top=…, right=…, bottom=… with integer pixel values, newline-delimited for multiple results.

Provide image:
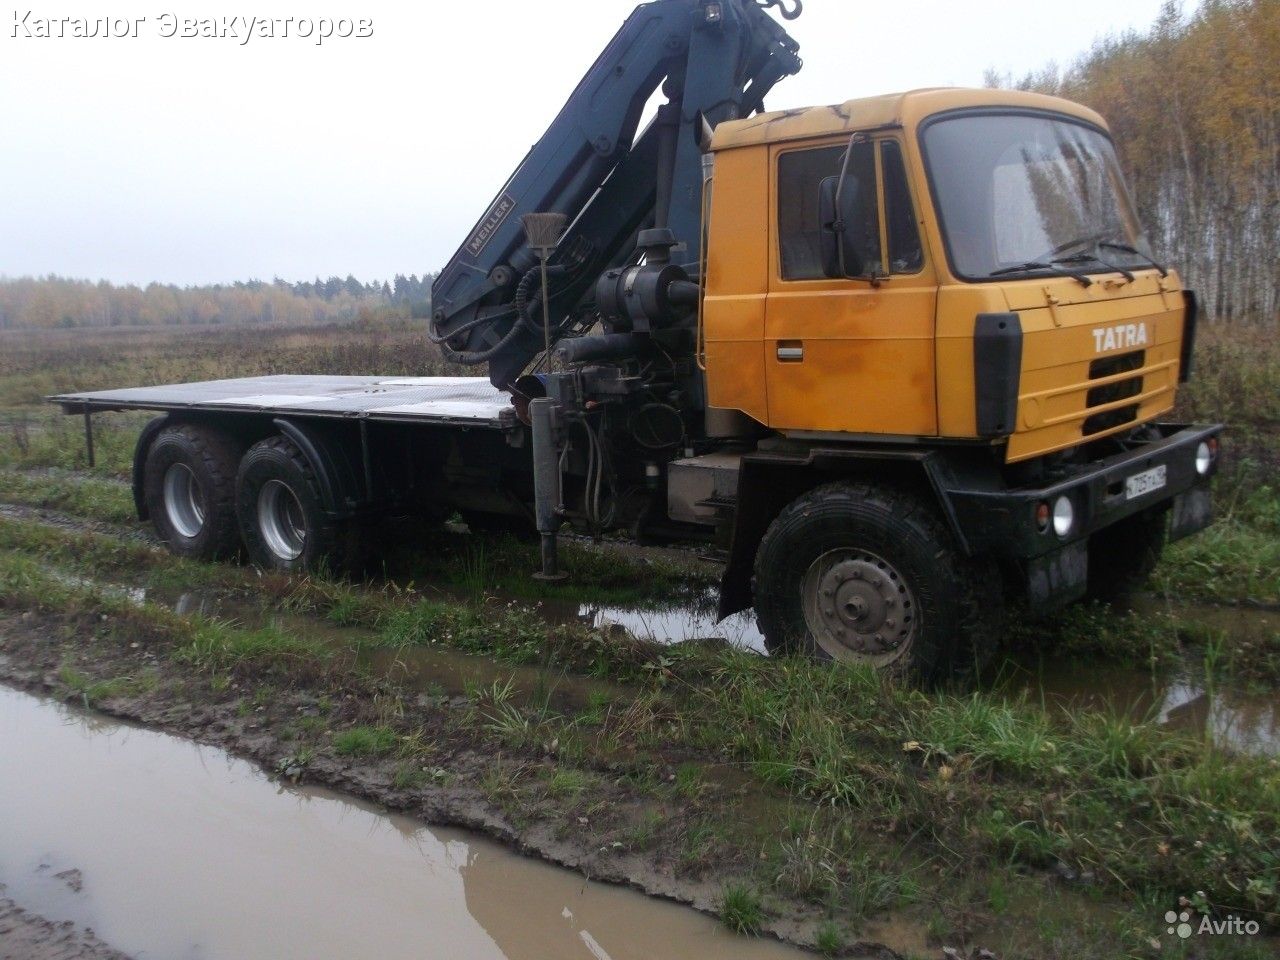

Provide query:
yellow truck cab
left=704, top=88, right=1189, bottom=452
left=701, top=89, right=1220, bottom=678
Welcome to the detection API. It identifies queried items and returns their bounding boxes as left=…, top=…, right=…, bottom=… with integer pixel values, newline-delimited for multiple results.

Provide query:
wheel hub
left=162, top=463, right=205, bottom=540
left=257, top=480, right=306, bottom=562
left=802, top=550, right=917, bottom=665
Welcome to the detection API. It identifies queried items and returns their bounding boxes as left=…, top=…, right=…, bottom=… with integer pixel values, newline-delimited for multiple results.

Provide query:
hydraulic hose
left=514, top=263, right=569, bottom=331
left=757, top=0, right=803, bottom=20
left=433, top=263, right=568, bottom=365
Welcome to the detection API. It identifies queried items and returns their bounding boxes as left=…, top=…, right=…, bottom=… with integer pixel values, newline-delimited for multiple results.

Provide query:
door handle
left=777, top=341, right=804, bottom=362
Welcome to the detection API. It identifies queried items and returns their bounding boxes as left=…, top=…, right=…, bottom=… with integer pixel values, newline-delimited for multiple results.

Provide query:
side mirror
left=819, top=175, right=866, bottom=278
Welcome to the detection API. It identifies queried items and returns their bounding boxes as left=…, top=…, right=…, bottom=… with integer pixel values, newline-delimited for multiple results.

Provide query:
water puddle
left=46, top=569, right=147, bottom=607
left=999, top=596, right=1279, bottom=756
left=0, top=685, right=806, bottom=960
left=580, top=593, right=766, bottom=654
left=1000, top=661, right=1279, bottom=757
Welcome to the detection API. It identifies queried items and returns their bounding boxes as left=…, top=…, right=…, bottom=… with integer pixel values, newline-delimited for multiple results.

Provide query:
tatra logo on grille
left=1092, top=322, right=1149, bottom=354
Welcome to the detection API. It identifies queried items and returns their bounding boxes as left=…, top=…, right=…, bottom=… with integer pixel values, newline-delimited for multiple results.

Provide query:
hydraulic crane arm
left=429, top=0, right=803, bottom=388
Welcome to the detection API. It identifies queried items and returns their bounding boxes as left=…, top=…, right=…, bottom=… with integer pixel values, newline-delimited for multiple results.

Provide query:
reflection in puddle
left=1158, top=680, right=1279, bottom=756
left=581, top=593, right=767, bottom=654
left=1008, top=597, right=1279, bottom=756
left=1002, top=662, right=1279, bottom=757
left=0, top=686, right=804, bottom=960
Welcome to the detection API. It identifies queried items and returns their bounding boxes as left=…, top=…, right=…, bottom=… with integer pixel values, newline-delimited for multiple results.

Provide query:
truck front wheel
left=236, top=436, right=346, bottom=574
left=143, top=423, right=242, bottom=560
left=753, top=482, right=1001, bottom=685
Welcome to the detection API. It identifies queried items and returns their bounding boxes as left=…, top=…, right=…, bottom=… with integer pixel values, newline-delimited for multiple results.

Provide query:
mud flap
left=1169, top=486, right=1213, bottom=543
left=1026, top=540, right=1088, bottom=607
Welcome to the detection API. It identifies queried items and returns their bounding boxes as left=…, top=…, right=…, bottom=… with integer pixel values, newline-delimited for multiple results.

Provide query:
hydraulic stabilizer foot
left=535, top=533, right=569, bottom=585
left=530, top=397, right=570, bottom=584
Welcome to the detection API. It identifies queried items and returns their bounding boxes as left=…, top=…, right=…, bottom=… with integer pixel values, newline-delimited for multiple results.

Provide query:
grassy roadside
left=0, top=515, right=1275, bottom=958
left=1156, top=483, right=1280, bottom=608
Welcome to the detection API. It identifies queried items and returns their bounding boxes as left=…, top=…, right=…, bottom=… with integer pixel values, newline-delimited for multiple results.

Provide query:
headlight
left=1052, top=496, right=1075, bottom=538
left=1195, top=441, right=1214, bottom=476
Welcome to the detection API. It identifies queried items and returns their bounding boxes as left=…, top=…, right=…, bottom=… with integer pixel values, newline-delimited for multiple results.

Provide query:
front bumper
left=944, top=423, right=1221, bottom=601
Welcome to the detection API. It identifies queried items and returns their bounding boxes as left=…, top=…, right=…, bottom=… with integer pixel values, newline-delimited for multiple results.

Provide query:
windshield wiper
left=1099, top=240, right=1168, bottom=278
left=1054, top=252, right=1135, bottom=283
left=989, top=261, right=1094, bottom=287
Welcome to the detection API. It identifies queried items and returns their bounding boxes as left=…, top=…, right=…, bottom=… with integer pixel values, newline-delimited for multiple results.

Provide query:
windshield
left=921, top=111, right=1153, bottom=280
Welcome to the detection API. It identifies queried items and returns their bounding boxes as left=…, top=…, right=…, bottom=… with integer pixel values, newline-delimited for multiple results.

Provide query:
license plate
left=1125, top=465, right=1167, bottom=500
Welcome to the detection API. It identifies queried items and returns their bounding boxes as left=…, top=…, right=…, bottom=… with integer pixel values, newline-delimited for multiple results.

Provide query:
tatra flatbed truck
left=54, top=0, right=1222, bottom=683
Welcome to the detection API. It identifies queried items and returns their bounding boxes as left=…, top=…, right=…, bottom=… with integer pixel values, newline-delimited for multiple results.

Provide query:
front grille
left=1083, top=350, right=1145, bottom=436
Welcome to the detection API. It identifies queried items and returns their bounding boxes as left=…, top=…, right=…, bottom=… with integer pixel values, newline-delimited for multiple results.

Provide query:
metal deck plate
left=52, top=375, right=514, bottom=428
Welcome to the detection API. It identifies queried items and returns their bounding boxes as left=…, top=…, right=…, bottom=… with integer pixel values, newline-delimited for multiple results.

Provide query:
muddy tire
left=1086, top=509, right=1167, bottom=604
left=236, top=435, right=349, bottom=574
left=143, top=423, right=243, bottom=560
left=753, top=482, right=1002, bottom=685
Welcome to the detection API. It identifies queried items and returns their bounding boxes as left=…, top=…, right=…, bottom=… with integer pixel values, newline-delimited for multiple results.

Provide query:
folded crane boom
left=429, top=0, right=803, bottom=389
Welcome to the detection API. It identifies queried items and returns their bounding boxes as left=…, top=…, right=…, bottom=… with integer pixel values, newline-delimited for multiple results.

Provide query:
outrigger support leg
left=530, top=397, right=569, bottom=584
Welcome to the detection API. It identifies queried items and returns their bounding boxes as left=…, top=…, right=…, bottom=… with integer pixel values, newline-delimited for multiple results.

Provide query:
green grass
left=544, top=768, right=592, bottom=798
left=0, top=412, right=147, bottom=480
left=57, top=665, right=148, bottom=706
left=332, top=725, right=399, bottom=757
left=814, top=921, right=842, bottom=956
left=0, top=513, right=236, bottom=591
left=672, top=762, right=705, bottom=801
left=391, top=764, right=429, bottom=790
left=719, top=883, right=764, bottom=935
left=1157, top=485, right=1280, bottom=606
left=677, top=651, right=1280, bottom=919
left=178, top=621, right=334, bottom=675
left=0, top=469, right=136, bottom=523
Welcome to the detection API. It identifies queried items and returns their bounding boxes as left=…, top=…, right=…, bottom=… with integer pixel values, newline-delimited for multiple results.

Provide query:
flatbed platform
left=51, top=375, right=516, bottom=430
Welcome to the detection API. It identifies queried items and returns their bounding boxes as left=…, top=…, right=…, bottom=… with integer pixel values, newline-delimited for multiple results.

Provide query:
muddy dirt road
left=0, top=895, right=130, bottom=960
left=1, top=486, right=1276, bottom=958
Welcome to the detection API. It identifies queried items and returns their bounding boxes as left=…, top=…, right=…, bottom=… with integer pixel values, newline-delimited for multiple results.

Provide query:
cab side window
left=776, top=139, right=923, bottom=280
left=779, top=144, right=874, bottom=280
left=881, top=141, right=923, bottom=274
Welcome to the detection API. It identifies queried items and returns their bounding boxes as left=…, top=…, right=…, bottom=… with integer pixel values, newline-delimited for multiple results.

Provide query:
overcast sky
left=0, top=0, right=1177, bottom=286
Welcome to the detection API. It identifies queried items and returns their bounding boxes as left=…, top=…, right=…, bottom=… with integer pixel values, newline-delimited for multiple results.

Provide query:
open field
left=0, top=321, right=1276, bottom=959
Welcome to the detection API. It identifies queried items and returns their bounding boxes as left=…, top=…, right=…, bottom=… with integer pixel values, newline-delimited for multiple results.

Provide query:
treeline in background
left=2, top=0, right=1275, bottom=329
left=0, top=274, right=435, bottom=330
left=988, top=0, right=1278, bottom=325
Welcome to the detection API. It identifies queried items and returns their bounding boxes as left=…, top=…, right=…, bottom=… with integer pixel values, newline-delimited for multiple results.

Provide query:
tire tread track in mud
left=0, top=894, right=132, bottom=960
left=0, top=504, right=154, bottom=545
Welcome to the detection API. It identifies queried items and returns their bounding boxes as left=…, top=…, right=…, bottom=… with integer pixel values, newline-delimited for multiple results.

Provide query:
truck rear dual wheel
left=236, top=435, right=352, bottom=574
left=143, top=423, right=243, bottom=560
left=753, top=482, right=1002, bottom=685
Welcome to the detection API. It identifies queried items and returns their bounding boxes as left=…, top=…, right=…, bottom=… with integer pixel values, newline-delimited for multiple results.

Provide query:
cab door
left=764, top=136, right=938, bottom=436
